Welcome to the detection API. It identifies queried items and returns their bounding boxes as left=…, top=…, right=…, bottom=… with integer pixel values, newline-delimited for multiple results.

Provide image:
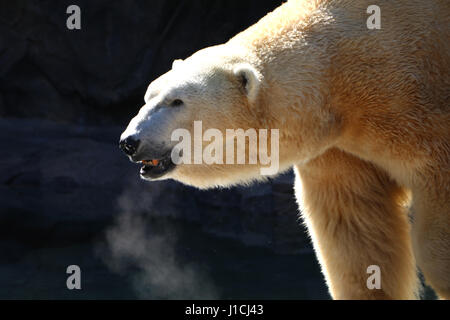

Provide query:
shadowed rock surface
left=0, top=0, right=282, bottom=124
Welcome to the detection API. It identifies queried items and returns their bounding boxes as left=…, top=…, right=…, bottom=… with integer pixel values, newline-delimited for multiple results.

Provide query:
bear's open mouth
left=139, top=152, right=175, bottom=179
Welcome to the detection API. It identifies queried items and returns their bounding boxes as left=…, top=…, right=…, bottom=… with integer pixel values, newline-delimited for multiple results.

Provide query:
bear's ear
left=233, top=63, right=262, bottom=103
left=172, top=59, right=183, bottom=69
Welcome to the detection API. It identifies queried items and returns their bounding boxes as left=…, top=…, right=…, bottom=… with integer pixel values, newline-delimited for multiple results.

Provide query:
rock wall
left=0, top=0, right=281, bottom=124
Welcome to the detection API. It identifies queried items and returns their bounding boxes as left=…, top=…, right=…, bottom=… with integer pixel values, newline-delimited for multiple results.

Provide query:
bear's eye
left=170, top=99, right=184, bottom=107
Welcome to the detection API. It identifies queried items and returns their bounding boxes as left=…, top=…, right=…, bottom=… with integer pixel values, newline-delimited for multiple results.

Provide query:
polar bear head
left=120, top=44, right=336, bottom=188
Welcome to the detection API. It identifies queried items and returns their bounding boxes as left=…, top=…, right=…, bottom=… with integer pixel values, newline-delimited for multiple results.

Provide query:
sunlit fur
left=124, top=0, right=450, bottom=299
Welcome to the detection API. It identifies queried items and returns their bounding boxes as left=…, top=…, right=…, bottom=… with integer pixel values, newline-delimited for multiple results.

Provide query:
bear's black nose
left=119, top=136, right=140, bottom=156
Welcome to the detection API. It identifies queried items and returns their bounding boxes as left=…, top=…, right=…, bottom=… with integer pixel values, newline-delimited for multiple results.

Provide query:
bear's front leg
left=294, top=148, right=419, bottom=299
left=411, top=173, right=450, bottom=300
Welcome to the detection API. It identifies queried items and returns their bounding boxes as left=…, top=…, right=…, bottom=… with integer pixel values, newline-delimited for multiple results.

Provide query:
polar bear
left=120, top=0, right=450, bottom=299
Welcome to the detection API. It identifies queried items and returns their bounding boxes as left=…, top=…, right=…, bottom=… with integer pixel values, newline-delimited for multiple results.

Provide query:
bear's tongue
left=141, top=159, right=159, bottom=166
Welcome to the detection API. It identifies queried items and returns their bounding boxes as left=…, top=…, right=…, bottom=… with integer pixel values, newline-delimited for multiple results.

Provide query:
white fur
left=233, top=63, right=262, bottom=103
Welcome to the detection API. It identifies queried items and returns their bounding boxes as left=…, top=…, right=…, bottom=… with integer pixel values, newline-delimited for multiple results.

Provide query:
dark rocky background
left=0, top=0, right=286, bottom=125
left=0, top=0, right=434, bottom=300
